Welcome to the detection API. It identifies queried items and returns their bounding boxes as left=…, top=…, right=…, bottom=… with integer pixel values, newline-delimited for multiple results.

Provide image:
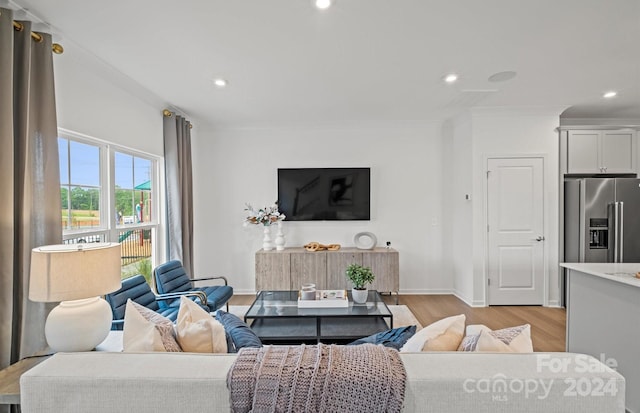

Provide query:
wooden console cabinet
left=255, top=247, right=399, bottom=295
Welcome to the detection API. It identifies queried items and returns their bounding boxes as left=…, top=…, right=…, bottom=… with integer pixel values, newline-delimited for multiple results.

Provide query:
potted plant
left=345, top=263, right=374, bottom=304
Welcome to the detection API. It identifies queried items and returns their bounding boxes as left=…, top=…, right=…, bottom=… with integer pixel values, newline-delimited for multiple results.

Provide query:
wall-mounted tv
left=278, top=168, right=370, bottom=221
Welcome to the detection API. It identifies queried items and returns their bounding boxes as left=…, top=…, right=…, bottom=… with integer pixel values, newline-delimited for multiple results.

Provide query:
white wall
left=51, top=49, right=567, bottom=304
left=446, top=113, right=474, bottom=304
left=191, top=122, right=450, bottom=294
left=50, top=48, right=566, bottom=305
left=49, top=47, right=620, bottom=306
left=53, top=47, right=163, bottom=156
left=52, top=46, right=167, bottom=263
left=192, top=109, right=564, bottom=303
left=470, top=108, right=564, bottom=306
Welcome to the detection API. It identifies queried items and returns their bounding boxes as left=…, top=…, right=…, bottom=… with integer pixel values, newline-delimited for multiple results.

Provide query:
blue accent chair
left=105, top=274, right=207, bottom=330
left=153, top=260, right=233, bottom=312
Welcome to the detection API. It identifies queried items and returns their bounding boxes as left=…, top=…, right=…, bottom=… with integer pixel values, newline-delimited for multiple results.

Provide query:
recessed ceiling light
left=444, top=74, right=458, bottom=83
left=488, top=71, right=517, bottom=82
left=603, top=91, right=617, bottom=98
left=213, top=78, right=228, bottom=88
left=315, top=0, right=333, bottom=10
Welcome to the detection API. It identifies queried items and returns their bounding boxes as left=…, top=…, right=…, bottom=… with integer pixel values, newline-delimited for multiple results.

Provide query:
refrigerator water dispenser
left=589, top=218, right=608, bottom=249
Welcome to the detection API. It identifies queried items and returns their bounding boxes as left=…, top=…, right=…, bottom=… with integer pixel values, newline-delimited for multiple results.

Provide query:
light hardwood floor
left=229, top=294, right=566, bottom=352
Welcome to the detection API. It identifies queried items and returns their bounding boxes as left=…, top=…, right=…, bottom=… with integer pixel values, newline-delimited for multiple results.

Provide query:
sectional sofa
left=20, top=350, right=625, bottom=412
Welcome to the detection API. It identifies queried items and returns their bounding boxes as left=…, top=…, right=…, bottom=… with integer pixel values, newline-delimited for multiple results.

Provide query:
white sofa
left=21, top=351, right=625, bottom=412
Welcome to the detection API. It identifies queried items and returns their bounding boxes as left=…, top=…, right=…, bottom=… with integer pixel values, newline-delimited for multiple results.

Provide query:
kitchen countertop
left=561, top=262, right=640, bottom=288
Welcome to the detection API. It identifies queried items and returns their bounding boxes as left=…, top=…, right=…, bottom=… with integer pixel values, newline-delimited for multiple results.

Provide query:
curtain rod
left=163, top=109, right=193, bottom=129
left=12, top=20, right=64, bottom=54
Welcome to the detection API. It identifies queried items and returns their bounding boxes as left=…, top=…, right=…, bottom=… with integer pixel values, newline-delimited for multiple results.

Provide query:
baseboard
left=397, top=289, right=453, bottom=295
left=237, top=288, right=535, bottom=308
left=234, top=290, right=565, bottom=308
left=238, top=288, right=460, bottom=296
left=452, top=290, right=486, bottom=307
left=451, top=293, right=562, bottom=308
left=388, top=289, right=486, bottom=307
left=234, top=289, right=258, bottom=295
left=452, top=290, right=472, bottom=306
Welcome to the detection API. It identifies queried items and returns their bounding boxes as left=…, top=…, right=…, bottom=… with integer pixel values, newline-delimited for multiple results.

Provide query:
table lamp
left=29, top=242, right=122, bottom=352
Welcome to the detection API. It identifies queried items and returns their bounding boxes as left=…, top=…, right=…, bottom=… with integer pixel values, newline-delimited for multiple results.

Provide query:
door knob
left=534, top=236, right=545, bottom=242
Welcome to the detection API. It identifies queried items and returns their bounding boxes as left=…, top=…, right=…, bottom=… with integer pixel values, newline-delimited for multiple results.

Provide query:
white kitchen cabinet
left=566, top=129, right=636, bottom=174
left=600, top=130, right=636, bottom=173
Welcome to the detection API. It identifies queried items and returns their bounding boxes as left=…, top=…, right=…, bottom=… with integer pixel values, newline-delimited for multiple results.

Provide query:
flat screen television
left=277, top=168, right=370, bottom=221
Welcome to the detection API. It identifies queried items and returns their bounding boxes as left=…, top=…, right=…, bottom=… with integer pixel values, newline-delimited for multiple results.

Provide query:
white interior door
left=487, top=157, right=545, bottom=305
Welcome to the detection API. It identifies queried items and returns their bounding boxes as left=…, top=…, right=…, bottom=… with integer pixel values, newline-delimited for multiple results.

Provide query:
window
left=114, top=152, right=152, bottom=226
left=59, top=139, right=102, bottom=230
left=58, top=130, right=161, bottom=282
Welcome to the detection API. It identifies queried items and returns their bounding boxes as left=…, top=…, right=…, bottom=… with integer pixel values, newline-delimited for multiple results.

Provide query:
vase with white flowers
left=244, top=202, right=286, bottom=251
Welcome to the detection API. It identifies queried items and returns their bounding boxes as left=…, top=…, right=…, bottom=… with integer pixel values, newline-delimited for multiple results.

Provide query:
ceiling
left=8, top=0, right=640, bottom=128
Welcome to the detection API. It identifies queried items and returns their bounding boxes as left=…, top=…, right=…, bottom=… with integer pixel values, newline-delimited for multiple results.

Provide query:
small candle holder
left=301, top=283, right=316, bottom=300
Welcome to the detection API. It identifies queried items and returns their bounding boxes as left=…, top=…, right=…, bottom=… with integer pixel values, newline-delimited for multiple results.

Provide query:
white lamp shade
left=29, top=242, right=122, bottom=302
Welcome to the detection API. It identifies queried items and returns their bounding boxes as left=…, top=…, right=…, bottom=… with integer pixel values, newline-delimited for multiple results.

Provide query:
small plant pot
left=352, top=288, right=368, bottom=304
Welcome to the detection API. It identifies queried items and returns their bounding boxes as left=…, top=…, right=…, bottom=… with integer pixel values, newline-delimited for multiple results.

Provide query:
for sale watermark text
left=462, top=354, right=620, bottom=402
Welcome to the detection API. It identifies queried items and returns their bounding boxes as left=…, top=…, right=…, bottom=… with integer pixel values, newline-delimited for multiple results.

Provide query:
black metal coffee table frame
left=244, top=290, right=393, bottom=344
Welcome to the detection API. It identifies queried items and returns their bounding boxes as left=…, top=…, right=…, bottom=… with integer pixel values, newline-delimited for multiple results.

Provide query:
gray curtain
left=163, top=113, right=194, bottom=276
left=0, top=7, right=62, bottom=398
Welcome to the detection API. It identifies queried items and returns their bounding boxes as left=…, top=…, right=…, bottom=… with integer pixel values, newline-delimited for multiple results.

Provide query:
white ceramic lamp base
left=44, top=296, right=113, bottom=352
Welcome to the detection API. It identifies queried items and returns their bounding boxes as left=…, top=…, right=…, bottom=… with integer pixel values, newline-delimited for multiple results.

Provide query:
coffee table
left=244, top=290, right=393, bottom=344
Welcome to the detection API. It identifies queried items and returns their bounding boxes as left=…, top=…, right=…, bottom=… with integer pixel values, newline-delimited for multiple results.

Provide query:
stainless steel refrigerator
left=565, top=178, right=640, bottom=263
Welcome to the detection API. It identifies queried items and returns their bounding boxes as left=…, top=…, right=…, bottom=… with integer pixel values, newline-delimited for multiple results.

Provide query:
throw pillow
left=400, top=314, right=465, bottom=352
left=215, top=310, right=262, bottom=353
left=458, top=333, right=481, bottom=351
left=457, top=324, right=491, bottom=351
left=347, top=325, right=417, bottom=350
left=123, top=299, right=182, bottom=352
left=465, top=324, right=491, bottom=336
left=459, top=324, right=533, bottom=353
left=175, top=296, right=227, bottom=353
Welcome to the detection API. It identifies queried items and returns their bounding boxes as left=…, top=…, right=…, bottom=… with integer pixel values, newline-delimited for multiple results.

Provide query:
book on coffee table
left=297, top=289, right=349, bottom=308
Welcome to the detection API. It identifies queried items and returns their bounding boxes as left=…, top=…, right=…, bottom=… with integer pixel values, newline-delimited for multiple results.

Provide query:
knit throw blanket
left=227, top=343, right=406, bottom=413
